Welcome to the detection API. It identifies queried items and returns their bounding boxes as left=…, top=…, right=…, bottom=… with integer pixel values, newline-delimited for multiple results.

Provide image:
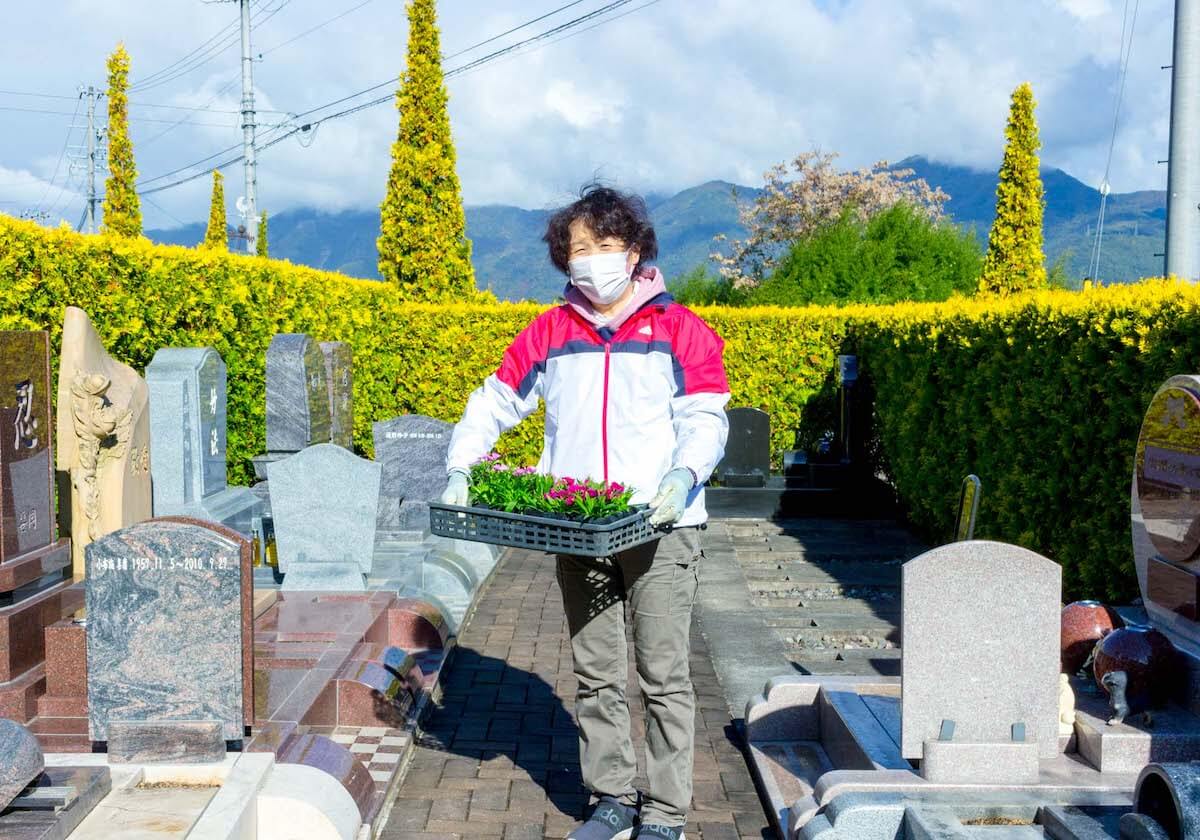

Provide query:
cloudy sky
left=0, top=0, right=1176, bottom=231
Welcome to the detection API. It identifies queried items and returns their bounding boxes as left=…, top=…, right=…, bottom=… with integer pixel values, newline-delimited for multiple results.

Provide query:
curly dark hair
left=543, top=184, right=658, bottom=276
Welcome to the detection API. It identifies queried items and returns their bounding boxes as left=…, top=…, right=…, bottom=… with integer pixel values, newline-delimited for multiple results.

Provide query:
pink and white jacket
left=446, top=268, right=731, bottom=526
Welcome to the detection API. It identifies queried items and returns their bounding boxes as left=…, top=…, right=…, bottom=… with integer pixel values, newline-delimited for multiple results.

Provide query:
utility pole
left=81, top=85, right=103, bottom=234
left=238, top=0, right=258, bottom=255
left=1166, top=0, right=1200, bottom=280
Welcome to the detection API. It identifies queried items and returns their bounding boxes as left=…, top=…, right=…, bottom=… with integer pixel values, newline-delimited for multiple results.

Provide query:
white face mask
left=568, top=251, right=633, bottom=305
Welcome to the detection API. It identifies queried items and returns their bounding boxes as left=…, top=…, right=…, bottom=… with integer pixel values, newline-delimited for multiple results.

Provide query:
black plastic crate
left=429, top=502, right=660, bottom=557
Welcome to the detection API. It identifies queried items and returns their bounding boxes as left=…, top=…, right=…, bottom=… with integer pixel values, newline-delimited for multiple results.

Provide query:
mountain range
left=146, top=155, right=1168, bottom=302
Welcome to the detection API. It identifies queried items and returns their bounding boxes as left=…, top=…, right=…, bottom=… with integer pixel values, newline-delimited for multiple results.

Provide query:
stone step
left=1040, top=805, right=1122, bottom=840
left=755, top=595, right=901, bottom=611
left=761, top=610, right=900, bottom=633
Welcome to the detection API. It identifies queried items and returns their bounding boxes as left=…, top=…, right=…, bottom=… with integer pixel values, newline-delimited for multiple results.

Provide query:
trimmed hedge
left=2, top=215, right=1195, bottom=600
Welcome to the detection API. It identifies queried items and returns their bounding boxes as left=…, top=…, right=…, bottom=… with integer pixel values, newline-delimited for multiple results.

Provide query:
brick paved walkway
left=379, top=547, right=772, bottom=840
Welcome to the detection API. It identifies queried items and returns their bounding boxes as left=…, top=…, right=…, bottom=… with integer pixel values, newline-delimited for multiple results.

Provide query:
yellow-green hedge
left=3, top=214, right=1196, bottom=600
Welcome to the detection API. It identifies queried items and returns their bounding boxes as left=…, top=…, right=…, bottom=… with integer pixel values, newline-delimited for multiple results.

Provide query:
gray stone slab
left=147, top=349, right=261, bottom=538
left=265, top=334, right=331, bottom=453
left=1, top=332, right=54, bottom=563
left=106, top=720, right=225, bottom=764
left=920, top=738, right=1040, bottom=784
left=1040, top=805, right=1124, bottom=840
left=904, top=805, right=972, bottom=839
left=0, top=719, right=44, bottom=811
left=85, top=519, right=247, bottom=741
left=900, top=540, right=1061, bottom=760
left=1120, top=813, right=1171, bottom=840
left=373, top=415, right=453, bottom=536
left=320, top=342, right=353, bottom=449
left=280, top=561, right=366, bottom=592
left=147, top=347, right=227, bottom=509
left=268, top=443, right=380, bottom=574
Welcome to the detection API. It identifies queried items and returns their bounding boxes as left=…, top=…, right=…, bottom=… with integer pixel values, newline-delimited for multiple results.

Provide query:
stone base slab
left=0, top=541, right=70, bottom=597
left=0, top=765, right=110, bottom=840
left=920, top=738, right=1040, bottom=784
left=106, top=720, right=225, bottom=764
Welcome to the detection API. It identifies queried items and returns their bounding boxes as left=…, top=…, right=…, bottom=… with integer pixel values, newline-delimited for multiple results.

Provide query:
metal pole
left=240, top=0, right=258, bottom=254
left=85, top=86, right=97, bottom=234
left=1166, top=0, right=1200, bottom=280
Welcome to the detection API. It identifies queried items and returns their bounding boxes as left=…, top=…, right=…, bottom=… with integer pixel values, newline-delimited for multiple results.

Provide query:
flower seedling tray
left=429, top=502, right=660, bottom=557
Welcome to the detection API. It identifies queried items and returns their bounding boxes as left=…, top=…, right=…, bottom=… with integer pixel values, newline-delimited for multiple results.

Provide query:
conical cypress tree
left=377, top=0, right=476, bottom=300
left=978, top=82, right=1047, bottom=295
left=203, top=170, right=228, bottom=250
left=256, top=210, right=269, bottom=257
left=101, top=43, right=141, bottom=237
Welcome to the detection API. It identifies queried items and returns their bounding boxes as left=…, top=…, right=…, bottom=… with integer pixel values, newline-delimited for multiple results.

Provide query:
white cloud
left=0, top=0, right=1176, bottom=229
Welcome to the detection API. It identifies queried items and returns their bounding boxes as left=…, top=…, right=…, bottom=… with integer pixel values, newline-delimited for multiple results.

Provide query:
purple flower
left=491, top=463, right=510, bottom=472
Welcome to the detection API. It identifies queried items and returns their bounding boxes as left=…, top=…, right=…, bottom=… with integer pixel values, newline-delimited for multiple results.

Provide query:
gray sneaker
left=567, top=798, right=637, bottom=840
left=635, top=825, right=685, bottom=840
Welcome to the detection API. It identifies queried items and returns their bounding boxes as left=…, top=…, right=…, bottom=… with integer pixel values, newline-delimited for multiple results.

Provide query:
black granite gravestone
left=714, top=407, right=770, bottom=488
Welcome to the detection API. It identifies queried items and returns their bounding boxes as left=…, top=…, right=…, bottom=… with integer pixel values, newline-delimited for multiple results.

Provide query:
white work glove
left=440, top=470, right=470, bottom=506
left=648, top=468, right=693, bottom=527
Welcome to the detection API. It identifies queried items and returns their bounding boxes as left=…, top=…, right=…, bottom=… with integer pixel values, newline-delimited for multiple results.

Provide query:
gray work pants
left=555, top=527, right=702, bottom=827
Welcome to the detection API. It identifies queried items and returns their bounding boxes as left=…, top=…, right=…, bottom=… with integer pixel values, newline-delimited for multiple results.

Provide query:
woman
left=443, top=184, right=730, bottom=840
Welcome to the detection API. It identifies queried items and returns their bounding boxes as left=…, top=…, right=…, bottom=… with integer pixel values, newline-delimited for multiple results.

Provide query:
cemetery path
left=378, top=545, right=773, bottom=840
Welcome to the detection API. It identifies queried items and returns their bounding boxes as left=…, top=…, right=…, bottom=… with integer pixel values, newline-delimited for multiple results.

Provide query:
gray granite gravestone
left=252, top=333, right=331, bottom=479
left=85, top=519, right=251, bottom=752
left=373, top=415, right=453, bottom=540
left=147, top=348, right=261, bottom=538
left=900, top=540, right=1061, bottom=761
left=714, top=407, right=770, bottom=487
left=320, top=341, right=353, bottom=450
left=0, top=332, right=56, bottom=563
left=268, top=443, right=380, bottom=591
left=0, top=719, right=44, bottom=811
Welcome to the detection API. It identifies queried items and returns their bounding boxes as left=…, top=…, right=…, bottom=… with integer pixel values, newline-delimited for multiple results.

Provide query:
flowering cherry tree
left=713, top=150, right=948, bottom=288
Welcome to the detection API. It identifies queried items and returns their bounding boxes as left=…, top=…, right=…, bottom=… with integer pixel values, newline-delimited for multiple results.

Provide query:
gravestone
left=952, top=475, right=982, bottom=542
left=900, top=540, right=1061, bottom=761
left=373, top=415, right=453, bottom=540
left=1, top=332, right=71, bottom=583
left=85, top=518, right=252, bottom=757
left=714, top=407, right=770, bottom=487
left=320, top=341, right=353, bottom=450
left=251, top=333, right=331, bottom=479
left=56, top=307, right=153, bottom=577
left=0, top=719, right=44, bottom=811
left=268, top=443, right=380, bottom=591
left=147, top=347, right=261, bottom=537
left=1132, top=376, right=1200, bottom=664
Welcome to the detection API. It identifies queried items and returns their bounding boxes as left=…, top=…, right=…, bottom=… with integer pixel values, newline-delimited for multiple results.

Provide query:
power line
left=130, top=0, right=289, bottom=94
left=0, top=104, right=238, bottom=127
left=259, top=0, right=374, bottom=58
left=1087, top=0, right=1140, bottom=282
left=135, top=0, right=659, bottom=197
left=129, top=0, right=263, bottom=90
left=441, top=0, right=587, bottom=61
left=31, top=94, right=82, bottom=214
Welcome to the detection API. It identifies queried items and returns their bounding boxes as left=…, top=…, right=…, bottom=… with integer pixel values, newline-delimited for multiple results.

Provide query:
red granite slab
left=43, top=619, right=85, bottom=698
left=0, top=664, right=44, bottom=722
left=388, top=599, right=450, bottom=651
left=328, top=659, right=411, bottom=727
left=0, top=579, right=82, bottom=682
left=0, top=540, right=69, bottom=593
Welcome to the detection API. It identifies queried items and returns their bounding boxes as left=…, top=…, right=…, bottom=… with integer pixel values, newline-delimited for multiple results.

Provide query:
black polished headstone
left=714, top=407, right=770, bottom=488
left=85, top=519, right=248, bottom=743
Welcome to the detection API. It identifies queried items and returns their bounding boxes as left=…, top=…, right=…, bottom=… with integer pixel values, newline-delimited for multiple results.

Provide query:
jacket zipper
left=601, top=341, right=611, bottom=485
